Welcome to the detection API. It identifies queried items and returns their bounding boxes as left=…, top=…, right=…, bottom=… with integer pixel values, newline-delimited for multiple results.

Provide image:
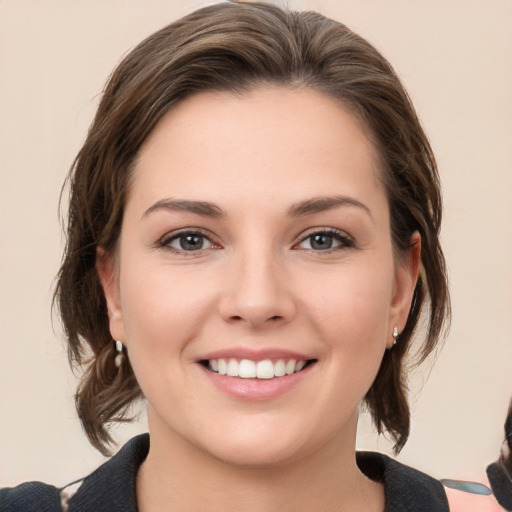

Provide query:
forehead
left=130, top=86, right=385, bottom=211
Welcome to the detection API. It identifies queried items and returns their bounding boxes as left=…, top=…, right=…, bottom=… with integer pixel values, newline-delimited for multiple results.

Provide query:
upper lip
left=198, top=347, right=314, bottom=362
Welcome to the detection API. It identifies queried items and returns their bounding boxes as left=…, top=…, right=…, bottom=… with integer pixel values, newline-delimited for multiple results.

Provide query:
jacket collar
left=69, top=434, right=149, bottom=512
left=357, top=451, right=449, bottom=512
left=69, top=434, right=449, bottom=512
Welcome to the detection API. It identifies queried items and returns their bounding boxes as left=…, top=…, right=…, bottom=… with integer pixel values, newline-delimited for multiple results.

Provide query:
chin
left=208, top=439, right=306, bottom=469
left=193, top=418, right=331, bottom=470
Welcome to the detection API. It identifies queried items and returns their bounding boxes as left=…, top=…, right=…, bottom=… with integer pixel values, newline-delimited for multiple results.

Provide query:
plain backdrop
left=1, top=0, right=511, bottom=487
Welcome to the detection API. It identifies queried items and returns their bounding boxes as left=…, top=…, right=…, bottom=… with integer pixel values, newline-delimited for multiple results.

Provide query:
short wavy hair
left=55, top=0, right=450, bottom=455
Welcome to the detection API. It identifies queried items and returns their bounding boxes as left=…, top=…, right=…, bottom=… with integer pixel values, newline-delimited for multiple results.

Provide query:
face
left=99, top=86, right=419, bottom=467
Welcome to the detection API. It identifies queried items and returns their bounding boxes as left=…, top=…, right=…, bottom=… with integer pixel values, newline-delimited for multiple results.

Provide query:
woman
left=441, top=399, right=511, bottom=511
left=1, top=1, right=452, bottom=510
left=487, top=399, right=512, bottom=510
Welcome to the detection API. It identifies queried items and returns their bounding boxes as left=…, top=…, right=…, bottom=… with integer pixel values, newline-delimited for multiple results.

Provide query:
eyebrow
left=142, top=199, right=226, bottom=219
left=287, top=195, right=373, bottom=221
left=142, top=195, right=372, bottom=221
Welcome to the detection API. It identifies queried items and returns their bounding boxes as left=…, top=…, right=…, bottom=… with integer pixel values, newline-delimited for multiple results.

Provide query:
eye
left=296, top=229, right=354, bottom=251
left=160, top=230, right=217, bottom=253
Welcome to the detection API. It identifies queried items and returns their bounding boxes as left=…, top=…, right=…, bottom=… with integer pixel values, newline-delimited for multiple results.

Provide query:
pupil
left=311, top=234, right=332, bottom=250
left=181, top=234, right=203, bottom=250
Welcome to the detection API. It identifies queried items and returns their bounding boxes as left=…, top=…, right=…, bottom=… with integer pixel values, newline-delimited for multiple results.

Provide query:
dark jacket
left=0, top=434, right=449, bottom=511
left=487, top=460, right=512, bottom=510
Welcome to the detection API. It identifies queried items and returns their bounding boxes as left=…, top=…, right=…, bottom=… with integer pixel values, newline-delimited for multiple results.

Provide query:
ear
left=387, top=232, right=422, bottom=348
left=96, top=247, right=125, bottom=342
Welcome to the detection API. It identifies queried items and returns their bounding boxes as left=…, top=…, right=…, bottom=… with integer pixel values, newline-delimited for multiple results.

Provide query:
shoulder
left=357, top=451, right=450, bottom=512
left=487, top=461, right=512, bottom=510
left=442, top=467, right=509, bottom=512
left=0, top=481, right=62, bottom=512
left=0, top=434, right=150, bottom=512
left=444, top=486, right=505, bottom=512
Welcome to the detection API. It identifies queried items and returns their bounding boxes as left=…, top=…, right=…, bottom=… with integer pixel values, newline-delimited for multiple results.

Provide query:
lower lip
left=199, top=363, right=315, bottom=401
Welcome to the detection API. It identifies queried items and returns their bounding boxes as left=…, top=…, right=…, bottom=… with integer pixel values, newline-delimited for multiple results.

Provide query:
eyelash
left=157, top=228, right=220, bottom=254
left=294, top=228, right=355, bottom=253
left=157, top=227, right=355, bottom=254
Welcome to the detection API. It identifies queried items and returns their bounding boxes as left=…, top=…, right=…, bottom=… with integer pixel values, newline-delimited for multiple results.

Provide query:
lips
left=198, top=352, right=317, bottom=400
left=196, top=347, right=316, bottom=398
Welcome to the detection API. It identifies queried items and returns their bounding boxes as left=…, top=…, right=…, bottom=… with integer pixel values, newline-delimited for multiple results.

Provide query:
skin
left=445, top=485, right=504, bottom=512
left=98, top=86, right=420, bottom=512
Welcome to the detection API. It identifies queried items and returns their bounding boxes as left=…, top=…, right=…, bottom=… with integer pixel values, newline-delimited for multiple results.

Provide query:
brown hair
left=55, top=0, right=450, bottom=455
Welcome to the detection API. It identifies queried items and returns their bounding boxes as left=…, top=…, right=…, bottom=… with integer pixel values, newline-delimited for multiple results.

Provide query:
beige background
left=1, top=0, right=511, bottom=487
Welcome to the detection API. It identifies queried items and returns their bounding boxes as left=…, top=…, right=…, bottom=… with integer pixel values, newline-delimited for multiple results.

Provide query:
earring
left=392, top=326, right=399, bottom=346
left=114, top=340, right=124, bottom=368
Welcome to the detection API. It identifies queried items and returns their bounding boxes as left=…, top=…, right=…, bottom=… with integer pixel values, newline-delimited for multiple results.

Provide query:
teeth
left=227, top=358, right=238, bottom=377
left=274, top=359, right=286, bottom=377
left=285, top=360, right=296, bottom=374
left=218, top=358, right=227, bottom=375
left=207, top=358, right=310, bottom=379
left=256, top=360, right=274, bottom=379
left=239, top=359, right=256, bottom=378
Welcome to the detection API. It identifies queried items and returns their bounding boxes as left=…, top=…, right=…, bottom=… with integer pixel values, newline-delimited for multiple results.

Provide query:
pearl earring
left=115, top=340, right=124, bottom=368
left=392, top=326, right=399, bottom=346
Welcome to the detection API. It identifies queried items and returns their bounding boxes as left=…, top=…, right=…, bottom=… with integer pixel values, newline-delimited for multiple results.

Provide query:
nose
left=218, top=248, right=296, bottom=328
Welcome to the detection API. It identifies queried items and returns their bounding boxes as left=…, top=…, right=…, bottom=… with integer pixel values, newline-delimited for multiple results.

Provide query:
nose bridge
left=220, top=239, right=294, bottom=326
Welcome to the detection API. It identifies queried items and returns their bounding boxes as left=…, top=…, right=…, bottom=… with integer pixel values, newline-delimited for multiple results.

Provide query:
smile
left=205, top=358, right=313, bottom=379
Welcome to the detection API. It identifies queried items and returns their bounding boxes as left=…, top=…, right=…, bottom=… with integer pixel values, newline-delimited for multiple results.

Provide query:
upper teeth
left=208, top=358, right=307, bottom=379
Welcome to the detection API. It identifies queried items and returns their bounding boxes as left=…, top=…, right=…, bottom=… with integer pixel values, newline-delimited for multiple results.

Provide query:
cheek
left=118, top=256, right=219, bottom=357
left=300, top=260, right=394, bottom=342
left=281, top=263, right=395, bottom=439
left=299, top=258, right=394, bottom=397
left=117, top=262, right=221, bottom=407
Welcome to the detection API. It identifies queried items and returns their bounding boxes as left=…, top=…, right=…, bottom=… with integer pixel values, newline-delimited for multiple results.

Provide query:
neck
left=136, top=415, right=384, bottom=512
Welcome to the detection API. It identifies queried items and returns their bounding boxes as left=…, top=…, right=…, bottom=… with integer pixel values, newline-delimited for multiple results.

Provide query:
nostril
left=228, top=314, right=283, bottom=324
